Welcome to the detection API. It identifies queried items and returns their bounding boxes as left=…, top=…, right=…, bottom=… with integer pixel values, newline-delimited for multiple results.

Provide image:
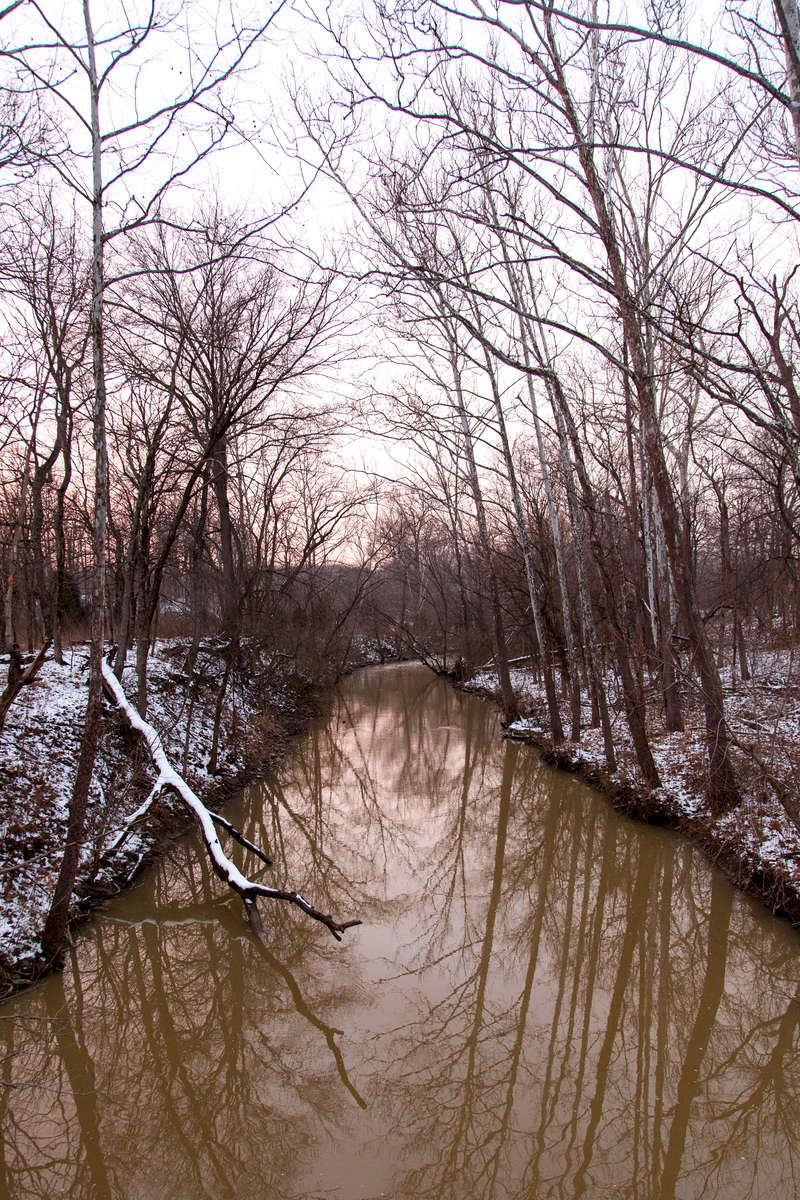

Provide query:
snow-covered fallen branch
left=101, top=659, right=361, bottom=941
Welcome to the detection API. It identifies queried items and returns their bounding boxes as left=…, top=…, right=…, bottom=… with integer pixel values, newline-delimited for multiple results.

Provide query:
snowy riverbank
left=462, top=650, right=800, bottom=926
left=0, top=638, right=364, bottom=994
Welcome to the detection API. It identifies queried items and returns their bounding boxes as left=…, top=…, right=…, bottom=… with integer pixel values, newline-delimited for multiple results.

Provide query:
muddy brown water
left=2, top=663, right=800, bottom=1199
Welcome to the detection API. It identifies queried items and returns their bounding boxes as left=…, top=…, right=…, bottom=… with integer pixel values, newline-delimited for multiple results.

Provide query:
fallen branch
left=0, top=641, right=51, bottom=736
left=206, top=809, right=274, bottom=868
left=101, top=659, right=361, bottom=941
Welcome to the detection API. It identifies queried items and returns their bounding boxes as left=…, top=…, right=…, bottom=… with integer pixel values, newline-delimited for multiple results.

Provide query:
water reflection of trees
left=362, top=731, right=800, bottom=1200
left=3, top=666, right=800, bottom=1199
left=3, top=905, right=368, bottom=1198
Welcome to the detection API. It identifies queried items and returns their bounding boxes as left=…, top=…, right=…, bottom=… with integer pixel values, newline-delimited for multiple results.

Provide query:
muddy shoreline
left=460, top=679, right=800, bottom=931
left=6, top=653, right=797, bottom=1002
left=0, top=646, right=337, bottom=1002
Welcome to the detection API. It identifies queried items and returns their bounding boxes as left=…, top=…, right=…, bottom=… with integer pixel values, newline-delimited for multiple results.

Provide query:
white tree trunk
left=777, top=0, right=800, bottom=164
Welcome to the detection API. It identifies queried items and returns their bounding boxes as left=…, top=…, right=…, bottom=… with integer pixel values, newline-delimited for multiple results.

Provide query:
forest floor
left=463, top=645, right=800, bottom=927
left=0, top=636, right=388, bottom=996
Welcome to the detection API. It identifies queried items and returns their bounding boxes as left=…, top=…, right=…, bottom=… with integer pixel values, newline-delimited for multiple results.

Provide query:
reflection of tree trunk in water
left=633, top=848, right=662, bottom=1186
left=44, top=963, right=112, bottom=1198
left=127, top=928, right=206, bottom=1176
left=563, top=818, right=618, bottom=1168
left=267, top=773, right=347, bottom=888
left=340, top=683, right=386, bottom=789
left=652, top=853, right=673, bottom=1183
left=204, top=918, right=246, bottom=1104
left=486, top=777, right=561, bottom=1195
left=311, top=724, right=323, bottom=845
left=141, top=922, right=236, bottom=1197
left=442, top=740, right=516, bottom=1184
left=186, top=832, right=218, bottom=898
left=528, top=799, right=594, bottom=1193
left=659, top=873, right=732, bottom=1196
left=727, top=976, right=800, bottom=1126
left=573, top=837, right=651, bottom=1197
left=442, top=703, right=477, bottom=921
left=262, top=784, right=289, bottom=869
left=126, top=895, right=364, bottom=1120
left=0, top=1016, right=14, bottom=1196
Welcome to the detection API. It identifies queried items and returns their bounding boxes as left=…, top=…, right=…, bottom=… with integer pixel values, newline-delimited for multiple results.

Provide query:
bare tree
left=8, top=0, right=282, bottom=964
left=0, top=190, right=89, bottom=662
left=113, top=212, right=343, bottom=703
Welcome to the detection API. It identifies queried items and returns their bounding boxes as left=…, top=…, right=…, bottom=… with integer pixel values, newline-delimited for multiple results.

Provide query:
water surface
left=3, top=664, right=800, bottom=1198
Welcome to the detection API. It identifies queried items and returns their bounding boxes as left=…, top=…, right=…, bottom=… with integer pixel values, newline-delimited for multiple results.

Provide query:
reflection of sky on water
left=3, top=663, right=800, bottom=1200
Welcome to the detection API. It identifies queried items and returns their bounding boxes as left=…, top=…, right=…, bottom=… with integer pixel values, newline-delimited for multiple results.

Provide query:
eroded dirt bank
left=459, top=657, right=800, bottom=930
left=0, top=638, right=385, bottom=997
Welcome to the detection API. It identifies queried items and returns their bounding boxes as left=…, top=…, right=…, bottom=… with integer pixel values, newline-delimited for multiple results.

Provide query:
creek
left=2, top=663, right=800, bottom=1198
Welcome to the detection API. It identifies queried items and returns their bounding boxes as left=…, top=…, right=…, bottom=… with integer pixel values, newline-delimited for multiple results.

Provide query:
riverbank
left=0, top=637, right=386, bottom=997
left=5, top=660, right=800, bottom=1199
left=460, top=649, right=800, bottom=927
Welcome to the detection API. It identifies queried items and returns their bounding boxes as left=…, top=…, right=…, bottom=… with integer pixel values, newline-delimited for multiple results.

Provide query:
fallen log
left=101, top=658, right=361, bottom=941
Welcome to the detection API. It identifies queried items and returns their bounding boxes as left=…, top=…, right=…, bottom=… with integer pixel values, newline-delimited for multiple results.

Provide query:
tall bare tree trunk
left=485, top=181, right=582, bottom=737
left=30, top=437, right=61, bottom=645
left=447, top=334, right=519, bottom=722
left=527, top=314, right=617, bottom=770
left=549, top=376, right=660, bottom=788
left=4, top=437, right=34, bottom=662
left=776, top=0, right=800, bottom=164
left=483, top=349, right=563, bottom=741
left=187, top=474, right=210, bottom=675
left=51, top=412, right=73, bottom=666
left=524, top=371, right=581, bottom=740
left=651, top=492, right=684, bottom=730
left=544, top=18, right=737, bottom=810
left=42, top=0, right=108, bottom=963
left=711, top=475, right=751, bottom=687
left=210, top=434, right=240, bottom=642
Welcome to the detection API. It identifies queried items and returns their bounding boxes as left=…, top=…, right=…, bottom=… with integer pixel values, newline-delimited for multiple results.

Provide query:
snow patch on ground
left=0, top=639, right=306, bottom=980
left=466, top=651, right=800, bottom=897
